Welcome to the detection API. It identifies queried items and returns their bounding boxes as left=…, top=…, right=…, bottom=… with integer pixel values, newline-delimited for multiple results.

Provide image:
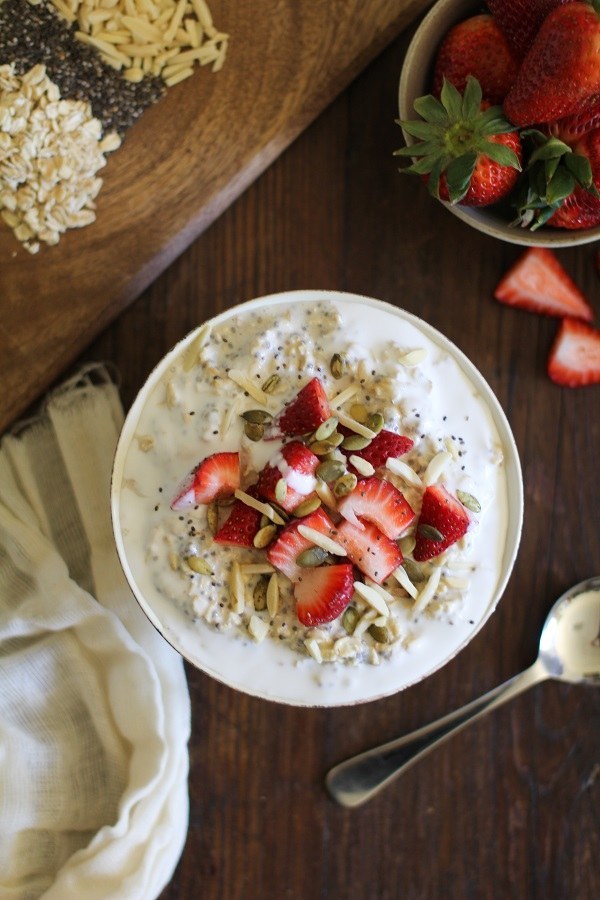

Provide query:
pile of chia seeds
left=0, top=0, right=165, bottom=136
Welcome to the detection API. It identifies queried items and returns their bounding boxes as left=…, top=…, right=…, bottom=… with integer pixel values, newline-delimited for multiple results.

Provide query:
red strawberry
left=487, top=0, right=574, bottom=60
left=503, top=2, right=600, bottom=127
left=547, top=317, right=600, bottom=386
left=267, top=508, right=337, bottom=581
left=256, top=441, right=319, bottom=513
left=270, top=377, right=330, bottom=438
left=337, top=476, right=416, bottom=539
left=335, top=519, right=402, bottom=584
left=342, top=428, right=414, bottom=472
left=547, top=96, right=600, bottom=146
left=213, top=487, right=262, bottom=547
left=547, top=129, right=600, bottom=230
left=397, top=77, right=522, bottom=208
left=171, top=451, right=240, bottom=509
left=494, top=248, right=594, bottom=321
left=432, top=15, right=518, bottom=104
left=413, top=485, right=470, bottom=562
left=294, top=563, right=355, bottom=626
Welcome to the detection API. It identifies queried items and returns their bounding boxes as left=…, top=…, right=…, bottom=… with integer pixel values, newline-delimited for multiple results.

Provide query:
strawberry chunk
left=256, top=441, right=319, bottom=513
left=413, top=485, right=470, bottom=562
left=547, top=317, right=600, bottom=387
left=342, top=429, right=414, bottom=471
left=494, top=248, right=593, bottom=322
left=294, top=563, right=355, bottom=626
left=335, top=519, right=402, bottom=585
left=267, top=508, right=337, bottom=581
left=171, top=451, right=240, bottom=509
left=270, top=377, right=331, bottom=437
left=213, top=487, right=262, bottom=547
left=337, top=476, right=416, bottom=539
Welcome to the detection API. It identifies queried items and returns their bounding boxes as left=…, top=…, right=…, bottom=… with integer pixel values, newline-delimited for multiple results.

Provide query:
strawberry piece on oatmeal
left=294, top=563, right=355, bottom=626
left=171, top=451, right=240, bottom=509
left=413, top=484, right=470, bottom=561
left=337, top=475, right=416, bottom=539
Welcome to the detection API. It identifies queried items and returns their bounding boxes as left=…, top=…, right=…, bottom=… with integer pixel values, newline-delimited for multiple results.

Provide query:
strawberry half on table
left=494, top=248, right=594, bottom=320
left=547, top=317, right=600, bottom=386
left=396, top=77, right=522, bottom=207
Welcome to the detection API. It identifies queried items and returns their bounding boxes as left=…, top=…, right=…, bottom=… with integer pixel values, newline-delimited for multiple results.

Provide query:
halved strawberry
left=413, top=485, right=470, bottom=562
left=267, top=508, right=337, bottom=581
left=494, top=248, right=593, bottom=322
left=256, top=441, right=319, bottom=513
left=269, top=377, right=330, bottom=438
left=547, top=317, right=600, bottom=386
left=171, top=451, right=240, bottom=509
left=213, top=486, right=262, bottom=547
left=337, top=476, right=416, bottom=539
left=335, top=519, right=402, bottom=585
left=294, top=563, right=355, bottom=626
left=342, top=428, right=414, bottom=472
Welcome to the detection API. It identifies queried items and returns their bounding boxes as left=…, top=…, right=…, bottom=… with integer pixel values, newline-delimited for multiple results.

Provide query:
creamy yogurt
left=112, top=291, right=522, bottom=706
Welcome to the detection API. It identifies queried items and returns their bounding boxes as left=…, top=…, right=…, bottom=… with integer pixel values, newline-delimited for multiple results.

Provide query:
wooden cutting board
left=0, top=0, right=431, bottom=434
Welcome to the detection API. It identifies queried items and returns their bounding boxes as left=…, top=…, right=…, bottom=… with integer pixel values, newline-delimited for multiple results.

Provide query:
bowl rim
left=397, top=0, right=600, bottom=247
left=111, top=289, right=524, bottom=707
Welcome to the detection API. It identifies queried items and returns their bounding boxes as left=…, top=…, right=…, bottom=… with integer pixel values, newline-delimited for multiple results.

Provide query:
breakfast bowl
left=398, top=0, right=600, bottom=247
left=111, top=290, right=523, bottom=707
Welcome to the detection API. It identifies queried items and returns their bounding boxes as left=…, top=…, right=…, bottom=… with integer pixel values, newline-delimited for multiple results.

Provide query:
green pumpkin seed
left=342, top=606, right=360, bottom=635
left=401, top=559, right=425, bottom=582
left=270, top=502, right=290, bottom=523
left=368, top=623, right=391, bottom=644
left=293, top=495, right=322, bottom=517
left=314, top=416, right=339, bottom=441
left=262, top=374, right=280, bottom=394
left=456, top=490, right=481, bottom=513
left=241, top=409, right=273, bottom=424
left=244, top=421, right=264, bottom=441
left=310, top=439, right=339, bottom=456
left=275, top=478, right=288, bottom=504
left=185, top=556, right=213, bottom=575
left=333, top=472, right=358, bottom=497
left=316, top=459, right=346, bottom=482
left=366, top=412, right=384, bottom=434
left=260, top=514, right=270, bottom=528
left=349, top=403, right=368, bottom=424
left=341, top=433, right=372, bottom=451
left=418, top=523, right=444, bottom=542
left=253, top=578, right=268, bottom=610
left=297, top=546, right=329, bottom=567
left=330, top=353, right=347, bottom=380
left=207, top=501, right=219, bottom=535
left=253, top=524, right=278, bottom=549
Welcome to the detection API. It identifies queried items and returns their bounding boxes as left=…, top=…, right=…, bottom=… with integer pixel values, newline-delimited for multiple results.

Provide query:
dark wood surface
left=72, top=22, right=599, bottom=900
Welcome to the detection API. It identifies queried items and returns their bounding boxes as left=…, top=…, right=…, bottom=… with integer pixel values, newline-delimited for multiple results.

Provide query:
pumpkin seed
left=341, top=433, right=372, bottom=451
left=269, top=502, right=290, bottom=523
left=253, top=524, right=278, bottom=549
left=241, top=409, right=273, bottom=424
left=253, top=578, right=268, bottom=611
left=310, top=439, right=339, bottom=456
left=207, top=501, right=219, bottom=535
left=349, top=403, right=368, bottom=424
left=244, top=421, right=264, bottom=442
left=262, top=373, right=280, bottom=394
left=366, top=412, right=384, bottom=434
left=333, top=472, right=358, bottom=497
left=342, top=606, right=360, bottom=635
left=185, top=556, right=213, bottom=575
left=368, top=623, right=391, bottom=644
left=314, top=416, right=339, bottom=441
left=418, top=523, right=444, bottom=542
left=402, top=559, right=425, bottom=583
left=330, top=353, right=347, bottom=379
left=297, top=546, right=329, bottom=567
left=293, top=495, right=322, bottom=517
left=275, top=478, right=288, bottom=504
left=316, top=459, right=346, bottom=482
left=456, top=490, right=481, bottom=513
left=260, top=514, right=270, bottom=528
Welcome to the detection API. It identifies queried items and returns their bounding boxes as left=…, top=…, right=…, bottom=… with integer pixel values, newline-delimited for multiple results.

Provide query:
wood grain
left=0, top=0, right=432, bottom=434
left=82, top=24, right=600, bottom=900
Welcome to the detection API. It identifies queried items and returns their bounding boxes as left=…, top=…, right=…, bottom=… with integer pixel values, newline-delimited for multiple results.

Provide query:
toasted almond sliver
left=230, top=561, right=245, bottom=614
left=297, top=525, right=347, bottom=556
left=349, top=454, right=375, bottom=477
left=248, top=614, right=269, bottom=643
left=443, top=575, right=469, bottom=589
left=385, top=457, right=423, bottom=487
left=266, top=573, right=279, bottom=617
left=240, top=563, right=276, bottom=575
left=398, top=348, right=427, bottom=366
left=353, top=608, right=378, bottom=637
left=423, top=450, right=452, bottom=486
left=412, top=567, right=442, bottom=618
left=234, top=489, right=285, bottom=526
left=335, top=410, right=376, bottom=439
left=363, top=579, right=398, bottom=607
left=305, top=638, right=323, bottom=663
left=392, top=565, right=418, bottom=599
left=329, top=384, right=359, bottom=409
left=353, top=581, right=390, bottom=617
left=227, top=369, right=269, bottom=405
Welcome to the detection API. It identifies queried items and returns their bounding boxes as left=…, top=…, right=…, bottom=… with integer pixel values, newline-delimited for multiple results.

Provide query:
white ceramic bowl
left=111, top=290, right=523, bottom=706
left=398, top=0, right=600, bottom=247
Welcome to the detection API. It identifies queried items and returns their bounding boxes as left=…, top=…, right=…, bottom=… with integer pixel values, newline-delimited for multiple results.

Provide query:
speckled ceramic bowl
left=398, top=0, right=600, bottom=247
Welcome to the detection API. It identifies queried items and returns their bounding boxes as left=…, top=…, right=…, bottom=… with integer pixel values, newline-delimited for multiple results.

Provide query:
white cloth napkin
left=0, top=364, right=191, bottom=900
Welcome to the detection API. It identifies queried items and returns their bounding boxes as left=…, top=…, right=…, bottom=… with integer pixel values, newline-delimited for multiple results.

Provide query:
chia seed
left=0, top=0, right=165, bottom=136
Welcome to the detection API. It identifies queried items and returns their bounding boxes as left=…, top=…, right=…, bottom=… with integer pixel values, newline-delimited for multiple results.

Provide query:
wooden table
left=35, top=22, right=600, bottom=900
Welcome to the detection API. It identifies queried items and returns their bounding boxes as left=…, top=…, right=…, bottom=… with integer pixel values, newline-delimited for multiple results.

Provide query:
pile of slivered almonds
left=0, top=0, right=228, bottom=254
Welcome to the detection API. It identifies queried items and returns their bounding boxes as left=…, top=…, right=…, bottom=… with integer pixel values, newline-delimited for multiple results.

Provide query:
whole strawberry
left=548, top=129, right=600, bottom=228
left=487, top=0, right=574, bottom=60
left=547, top=97, right=600, bottom=147
left=503, top=1, right=600, bottom=127
left=432, top=14, right=518, bottom=104
left=396, top=77, right=522, bottom=207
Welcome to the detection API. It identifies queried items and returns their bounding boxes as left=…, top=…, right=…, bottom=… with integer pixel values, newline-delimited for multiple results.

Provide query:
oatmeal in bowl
left=111, top=290, right=523, bottom=706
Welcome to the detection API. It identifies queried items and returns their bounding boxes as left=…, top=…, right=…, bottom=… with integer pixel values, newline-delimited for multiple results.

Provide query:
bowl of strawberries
left=398, top=0, right=600, bottom=245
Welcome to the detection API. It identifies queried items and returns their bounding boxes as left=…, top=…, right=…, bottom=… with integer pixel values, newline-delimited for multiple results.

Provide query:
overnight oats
left=113, top=291, right=522, bottom=706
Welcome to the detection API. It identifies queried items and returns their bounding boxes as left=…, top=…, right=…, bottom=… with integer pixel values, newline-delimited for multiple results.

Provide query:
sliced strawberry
left=270, top=377, right=330, bottom=437
left=494, top=248, right=593, bottom=322
left=342, top=428, right=414, bottom=472
left=337, top=476, right=416, bottom=539
left=213, top=487, right=262, bottom=547
left=547, top=317, right=600, bottom=387
left=267, top=508, right=337, bottom=581
left=171, top=451, right=240, bottom=509
left=256, top=441, right=319, bottom=513
left=335, top=519, right=402, bottom=585
left=413, top=485, right=470, bottom=562
left=294, top=563, right=354, bottom=627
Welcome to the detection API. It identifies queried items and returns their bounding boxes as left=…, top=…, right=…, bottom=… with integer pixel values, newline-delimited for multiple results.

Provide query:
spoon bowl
left=326, top=577, right=600, bottom=808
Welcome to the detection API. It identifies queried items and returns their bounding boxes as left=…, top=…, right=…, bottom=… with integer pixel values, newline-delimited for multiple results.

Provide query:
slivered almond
left=352, top=582, right=390, bottom=617
left=234, top=489, right=285, bottom=526
left=335, top=410, right=376, bottom=439
left=227, top=369, right=269, bottom=405
left=385, top=457, right=422, bottom=487
left=297, top=525, right=347, bottom=556
left=329, top=384, right=359, bottom=408
left=412, top=567, right=442, bottom=617
left=423, top=450, right=452, bottom=486
left=392, top=565, right=418, bottom=599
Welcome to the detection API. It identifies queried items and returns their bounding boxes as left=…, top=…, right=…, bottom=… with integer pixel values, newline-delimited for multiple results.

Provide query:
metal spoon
left=326, top=577, right=600, bottom=808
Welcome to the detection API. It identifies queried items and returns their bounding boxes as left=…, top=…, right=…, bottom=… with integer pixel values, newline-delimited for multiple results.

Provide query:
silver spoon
left=326, top=577, right=600, bottom=808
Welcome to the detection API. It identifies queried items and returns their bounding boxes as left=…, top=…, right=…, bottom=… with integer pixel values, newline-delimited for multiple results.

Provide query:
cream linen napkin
left=0, top=365, right=191, bottom=900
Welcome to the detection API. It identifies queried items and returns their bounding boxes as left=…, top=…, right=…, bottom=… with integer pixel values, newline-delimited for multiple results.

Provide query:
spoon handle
left=326, top=659, right=548, bottom=808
